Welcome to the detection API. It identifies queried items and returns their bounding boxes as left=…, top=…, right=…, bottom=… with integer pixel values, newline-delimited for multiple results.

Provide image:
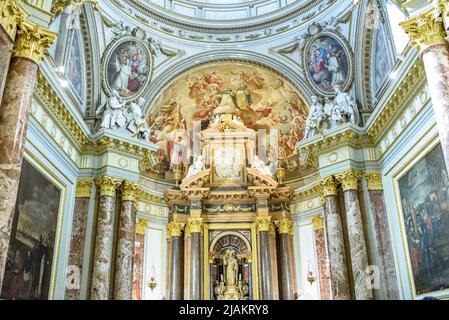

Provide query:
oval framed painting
left=302, top=31, right=354, bottom=96
left=101, top=36, right=154, bottom=101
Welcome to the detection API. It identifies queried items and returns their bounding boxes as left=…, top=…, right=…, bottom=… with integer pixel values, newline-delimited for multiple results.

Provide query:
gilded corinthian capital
left=167, top=222, right=185, bottom=237
left=318, top=176, right=337, bottom=197
left=121, top=181, right=140, bottom=202
left=335, top=169, right=362, bottom=191
left=255, top=216, right=272, bottom=233
left=13, top=20, right=57, bottom=64
left=0, top=0, right=29, bottom=40
left=187, top=217, right=203, bottom=234
left=76, top=178, right=94, bottom=198
left=400, top=8, right=447, bottom=54
left=275, top=218, right=293, bottom=234
left=95, top=176, right=122, bottom=197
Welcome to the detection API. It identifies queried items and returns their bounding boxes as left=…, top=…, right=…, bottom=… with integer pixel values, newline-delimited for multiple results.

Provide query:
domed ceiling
left=146, top=61, right=308, bottom=167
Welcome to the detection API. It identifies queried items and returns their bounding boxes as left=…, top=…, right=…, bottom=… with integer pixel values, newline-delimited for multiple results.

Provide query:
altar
left=164, top=114, right=297, bottom=300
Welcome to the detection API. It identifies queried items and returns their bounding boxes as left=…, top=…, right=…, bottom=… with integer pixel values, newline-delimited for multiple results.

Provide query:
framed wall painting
left=0, top=159, right=62, bottom=300
left=396, top=143, right=449, bottom=296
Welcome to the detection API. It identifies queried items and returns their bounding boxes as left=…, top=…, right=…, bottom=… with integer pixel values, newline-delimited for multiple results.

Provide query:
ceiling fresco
left=146, top=61, right=308, bottom=167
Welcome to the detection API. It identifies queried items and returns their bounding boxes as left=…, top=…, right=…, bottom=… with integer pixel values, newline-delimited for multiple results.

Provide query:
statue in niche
left=304, top=96, right=325, bottom=138
left=96, top=89, right=127, bottom=129
left=224, top=249, right=239, bottom=287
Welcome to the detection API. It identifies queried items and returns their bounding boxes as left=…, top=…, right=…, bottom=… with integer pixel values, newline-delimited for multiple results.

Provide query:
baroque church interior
left=0, top=0, right=449, bottom=302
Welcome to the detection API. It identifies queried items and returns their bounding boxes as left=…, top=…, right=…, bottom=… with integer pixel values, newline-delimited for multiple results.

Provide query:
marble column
left=312, top=215, right=332, bottom=300
left=0, top=0, right=28, bottom=102
left=65, top=179, right=93, bottom=300
left=188, top=217, right=203, bottom=300
left=269, top=223, right=279, bottom=300
left=319, top=176, right=351, bottom=300
left=0, top=20, right=56, bottom=290
left=276, top=218, right=295, bottom=300
left=167, top=221, right=185, bottom=300
left=336, top=169, right=373, bottom=300
left=255, top=216, right=274, bottom=300
left=114, top=181, right=139, bottom=300
left=401, top=7, right=449, bottom=172
left=365, top=172, right=400, bottom=300
left=132, top=219, right=149, bottom=300
left=90, top=176, right=121, bottom=300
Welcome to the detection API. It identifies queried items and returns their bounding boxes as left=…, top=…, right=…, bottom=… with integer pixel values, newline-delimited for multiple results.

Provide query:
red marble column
left=65, top=179, right=93, bottom=300
left=132, top=219, right=148, bottom=300
left=401, top=9, right=449, bottom=172
left=0, top=21, right=56, bottom=290
left=312, top=216, right=332, bottom=300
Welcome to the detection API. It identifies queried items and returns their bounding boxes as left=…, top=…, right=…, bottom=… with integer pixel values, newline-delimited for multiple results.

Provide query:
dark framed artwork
left=398, top=144, right=449, bottom=295
left=0, top=160, right=61, bottom=300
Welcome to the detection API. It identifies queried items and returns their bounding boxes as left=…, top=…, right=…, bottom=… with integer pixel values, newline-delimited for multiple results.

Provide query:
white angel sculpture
left=185, top=155, right=205, bottom=179
left=128, top=97, right=150, bottom=140
left=304, top=96, right=325, bottom=139
left=251, top=156, right=273, bottom=177
left=333, top=85, right=360, bottom=126
left=96, top=90, right=127, bottom=129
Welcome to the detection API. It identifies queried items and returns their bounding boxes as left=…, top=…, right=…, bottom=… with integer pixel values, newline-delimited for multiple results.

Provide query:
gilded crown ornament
left=13, top=20, right=58, bottom=64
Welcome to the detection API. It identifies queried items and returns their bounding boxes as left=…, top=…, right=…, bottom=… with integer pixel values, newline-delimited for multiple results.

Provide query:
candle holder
left=148, top=276, right=157, bottom=291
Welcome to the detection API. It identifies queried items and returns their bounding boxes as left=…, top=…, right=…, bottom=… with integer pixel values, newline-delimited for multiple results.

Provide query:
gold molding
left=400, top=8, right=447, bottom=54
left=335, top=169, right=362, bottom=191
left=311, top=215, right=324, bottom=231
left=254, top=216, right=271, bottom=233
left=365, top=171, right=383, bottom=191
left=166, top=221, right=185, bottom=237
left=95, top=175, right=122, bottom=197
left=275, top=218, right=293, bottom=234
left=187, top=217, right=203, bottom=234
left=318, top=176, right=337, bottom=197
left=367, top=60, right=425, bottom=143
left=50, top=0, right=99, bottom=20
left=13, top=20, right=57, bottom=64
left=122, top=180, right=139, bottom=202
left=0, top=0, right=29, bottom=40
left=75, top=178, right=93, bottom=198
left=135, top=219, right=149, bottom=235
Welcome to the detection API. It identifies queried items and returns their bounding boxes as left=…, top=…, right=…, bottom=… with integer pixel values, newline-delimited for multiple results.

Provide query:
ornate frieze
left=335, top=169, right=362, bottom=191
left=76, top=178, right=94, bottom=198
left=365, top=171, right=383, bottom=191
left=400, top=8, right=447, bottom=54
left=95, top=175, right=122, bottom=197
left=166, top=221, right=185, bottom=237
left=0, top=0, right=28, bottom=40
left=13, top=20, right=57, bottom=64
